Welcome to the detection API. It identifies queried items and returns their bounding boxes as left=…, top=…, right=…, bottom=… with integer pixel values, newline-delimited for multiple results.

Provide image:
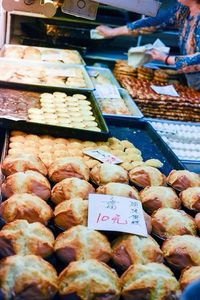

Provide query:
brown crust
left=129, top=169, right=151, bottom=187
left=142, top=197, right=162, bottom=215
left=163, top=248, right=194, bottom=270
left=56, top=247, right=76, bottom=264
left=112, top=246, right=132, bottom=270
left=122, top=288, right=151, bottom=300
left=0, top=237, right=15, bottom=258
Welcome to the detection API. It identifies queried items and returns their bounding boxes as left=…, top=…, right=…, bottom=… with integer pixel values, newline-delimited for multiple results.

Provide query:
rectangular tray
left=0, top=58, right=94, bottom=91
left=0, top=44, right=86, bottom=65
left=86, top=66, right=121, bottom=88
left=0, top=85, right=109, bottom=141
left=105, top=117, right=185, bottom=175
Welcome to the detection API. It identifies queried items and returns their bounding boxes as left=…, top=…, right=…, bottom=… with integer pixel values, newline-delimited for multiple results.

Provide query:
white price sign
left=88, top=194, right=147, bottom=236
left=151, top=85, right=180, bottom=97
left=94, top=84, right=121, bottom=99
left=83, top=149, right=123, bottom=164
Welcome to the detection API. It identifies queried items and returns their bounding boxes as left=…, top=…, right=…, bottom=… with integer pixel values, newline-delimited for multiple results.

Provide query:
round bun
left=90, top=163, right=128, bottom=185
left=167, top=170, right=200, bottom=191
left=55, top=225, right=111, bottom=264
left=112, top=234, right=163, bottom=270
left=162, top=235, right=200, bottom=270
left=51, top=178, right=95, bottom=205
left=0, top=193, right=53, bottom=224
left=54, top=198, right=88, bottom=230
left=4, top=46, right=24, bottom=59
left=96, top=182, right=139, bottom=199
left=140, top=186, right=180, bottom=214
left=23, top=47, right=41, bottom=60
left=152, top=208, right=197, bottom=239
left=2, top=171, right=51, bottom=200
left=0, top=220, right=54, bottom=258
left=58, top=259, right=120, bottom=300
left=180, top=266, right=200, bottom=290
left=180, top=187, right=200, bottom=211
left=2, top=153, right=47, bottom=176
left=129, top=166, right=166, bottom=187
left=121, top=263, right=180, bottom=300
left=48, top=157, right=89, bottom=183
left=0, top=255, right=58, bottom=300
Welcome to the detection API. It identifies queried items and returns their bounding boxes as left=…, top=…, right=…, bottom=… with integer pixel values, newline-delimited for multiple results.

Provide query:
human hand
left=146, top=49, right=167, bottom=62
left=96, top=25, right=115, bottom=38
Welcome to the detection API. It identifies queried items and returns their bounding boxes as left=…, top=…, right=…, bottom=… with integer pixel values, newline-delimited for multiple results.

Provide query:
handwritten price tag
left=151, top=85, right=180, bottom=97
left=88, top=194, right=147, bottom=237
left=83, top=149, right=123, bottom=164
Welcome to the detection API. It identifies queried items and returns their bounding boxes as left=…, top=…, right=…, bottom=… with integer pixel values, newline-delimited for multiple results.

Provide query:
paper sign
left=94, top=84, right=120, bottom=99
left=90, top=29, right=105, bottom=40
left=83, top=149, right=123, bottom=164
left=88, top=194, right=148, bottom=237
left=151, top=85, right=180, bottom=97
left=62, top=0, right=99, bottom=20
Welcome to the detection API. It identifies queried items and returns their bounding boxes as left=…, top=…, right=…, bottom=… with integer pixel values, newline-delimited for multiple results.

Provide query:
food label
left=83, top=149, right=123, bottom=164
left=151, top=85, right=180, bottom=97
left=88, top=194, right=147, bottom=237
left=94, top=84, right=121, bottom=99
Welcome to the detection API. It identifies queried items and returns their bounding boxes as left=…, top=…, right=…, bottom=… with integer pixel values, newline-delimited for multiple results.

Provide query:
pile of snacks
left=98, top=97, right=131, bottom=115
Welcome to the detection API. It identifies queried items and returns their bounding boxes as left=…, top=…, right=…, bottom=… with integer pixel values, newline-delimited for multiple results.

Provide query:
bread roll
left=96, top=182, right=139, bottom=200
left=23, top=47, right=41, bottom=60
left=51, top=177, right=95, bottom=205
left=129, top=166, right=166, bottom=187
left=48, top=157, right=89, bottom=183
left=140, top=186, right=180, bottom=214
left=0, top=220, right=54, bottom=258
left=180, top=187, right=200, bottom=211
left=90, top=163, right=128, bottom=185
left=55, top=225, right=111, bottom=264
left=0, top=255, right=58, bottom=300
left=2, top=171, right=51, bottom=200
left=0, top=193, right=53, bottom=224
left=180, top=266, right=200, bottom=290
left=167, top=170, right=200, bottom=191
left=58, top=259, right=120, bottom=300
left=2, top=153, right=47, bottom=176
left=4, top=46, right=24, bottom=59
left=54, top=198, right=88, bottom=230
left=121, top=263, right=180, bottom=300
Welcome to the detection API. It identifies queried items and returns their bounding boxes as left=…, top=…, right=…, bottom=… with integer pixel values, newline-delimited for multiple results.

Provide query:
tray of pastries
left=87, top=66, right=121, bottom=88
left=0, top=44, right=85, bottom=65
left=0, top=58, right=93, bottom=90
left=0, top=85, right=109, bottom=140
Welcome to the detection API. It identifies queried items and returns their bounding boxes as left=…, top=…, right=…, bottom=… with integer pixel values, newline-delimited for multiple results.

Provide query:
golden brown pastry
left=23, top=46, right=41, bottom=60
left=167, top=170, right=200, bottom=191
left=4, top=46, right=24, bottom=59
left=0, top=220, right=54, bottom=258
left=2, top=153, right=47, bottom=176
left=180, top=187, right=200, bottom=211
left=51, top=177, right=95, bottom=205
left=90, top=163, right=128, bottom=185
left=58, top=259, right=120, bottom=300
left=152, top=208, right=197, bottom=239
left=0, top=193, right=53, bottom=224
left=2, top=170, right=51, bottom=200
left=129, top=166, right=166, bottom=187
left=54, top=225, right=111, bottom=264
left=180, top=266, right=200, bottom=290
left=0, top=255, right=58, bottom=300
left=54, top=198, right=88, bottom=230
left=112, top=234, right=163, bottom=270
left=162, top=235, right=200, bottom=270
left=121, top=263, right=180, bottom=300
left=140, top=186, right=180, bottom=214
left=48, top=157, right=89, bottom=183
left=96, top=182, right=139, bottom=200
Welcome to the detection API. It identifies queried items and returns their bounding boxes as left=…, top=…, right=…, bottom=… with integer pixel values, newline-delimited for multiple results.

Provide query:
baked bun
left=0, top=220, right=54, bottom=258
left=121, top=263, right=180, bottom=300
left=167, top=170, right=200, bottom=191
left=129, top=166, right=166, bottom=187
left=54, top=198, right=88, bottom=230
left=96, top=182, right=139, bottom=200
left=23, top=47, right=41, bottom=60
left=140, top=186, right=180, bottom=214
left=54, top=225, right=111, bottom=264
left=180, top=187, right=200, bottom=211
left=48, top=157, right=89, bottom=183
left=0, top=193, right=53, bottom=224
left=162, top=235, right=200, bottom=270
left=152, top=208, right=197, bottom=239
left=0, top=255, right=58, bottom=300
left=2, top=171, right=51, bottom=200
left=2, top=153, right=47, bottom=176
left=51, top=178, right=95, bottom=205
left=112, top=234, right=163, bottom=270
left=90, top=163, right=128, bottom=185
left=4, top=46, right=24, bottom=59
left=58, top=259, right=120, bottom=300
left=180, top=266, right=200, bottom=290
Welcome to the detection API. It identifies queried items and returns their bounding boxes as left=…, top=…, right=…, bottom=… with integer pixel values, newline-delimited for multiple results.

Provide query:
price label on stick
left=88, top=194, right=148, bottom=237
left=83, top=149, right=123, bottom=164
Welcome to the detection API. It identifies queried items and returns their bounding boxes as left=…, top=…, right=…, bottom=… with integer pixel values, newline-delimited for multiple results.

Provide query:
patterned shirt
left=127, top=3, right=200, bottom=73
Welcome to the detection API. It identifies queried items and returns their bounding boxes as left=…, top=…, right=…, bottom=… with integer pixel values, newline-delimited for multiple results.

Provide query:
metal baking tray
left=0, top=44, right=86, bottom=65
left=0, top=84, right=109, bottom=141
left=0, top=58, right=94, bottom=91
left=86, top=66, right=121, bottom=88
